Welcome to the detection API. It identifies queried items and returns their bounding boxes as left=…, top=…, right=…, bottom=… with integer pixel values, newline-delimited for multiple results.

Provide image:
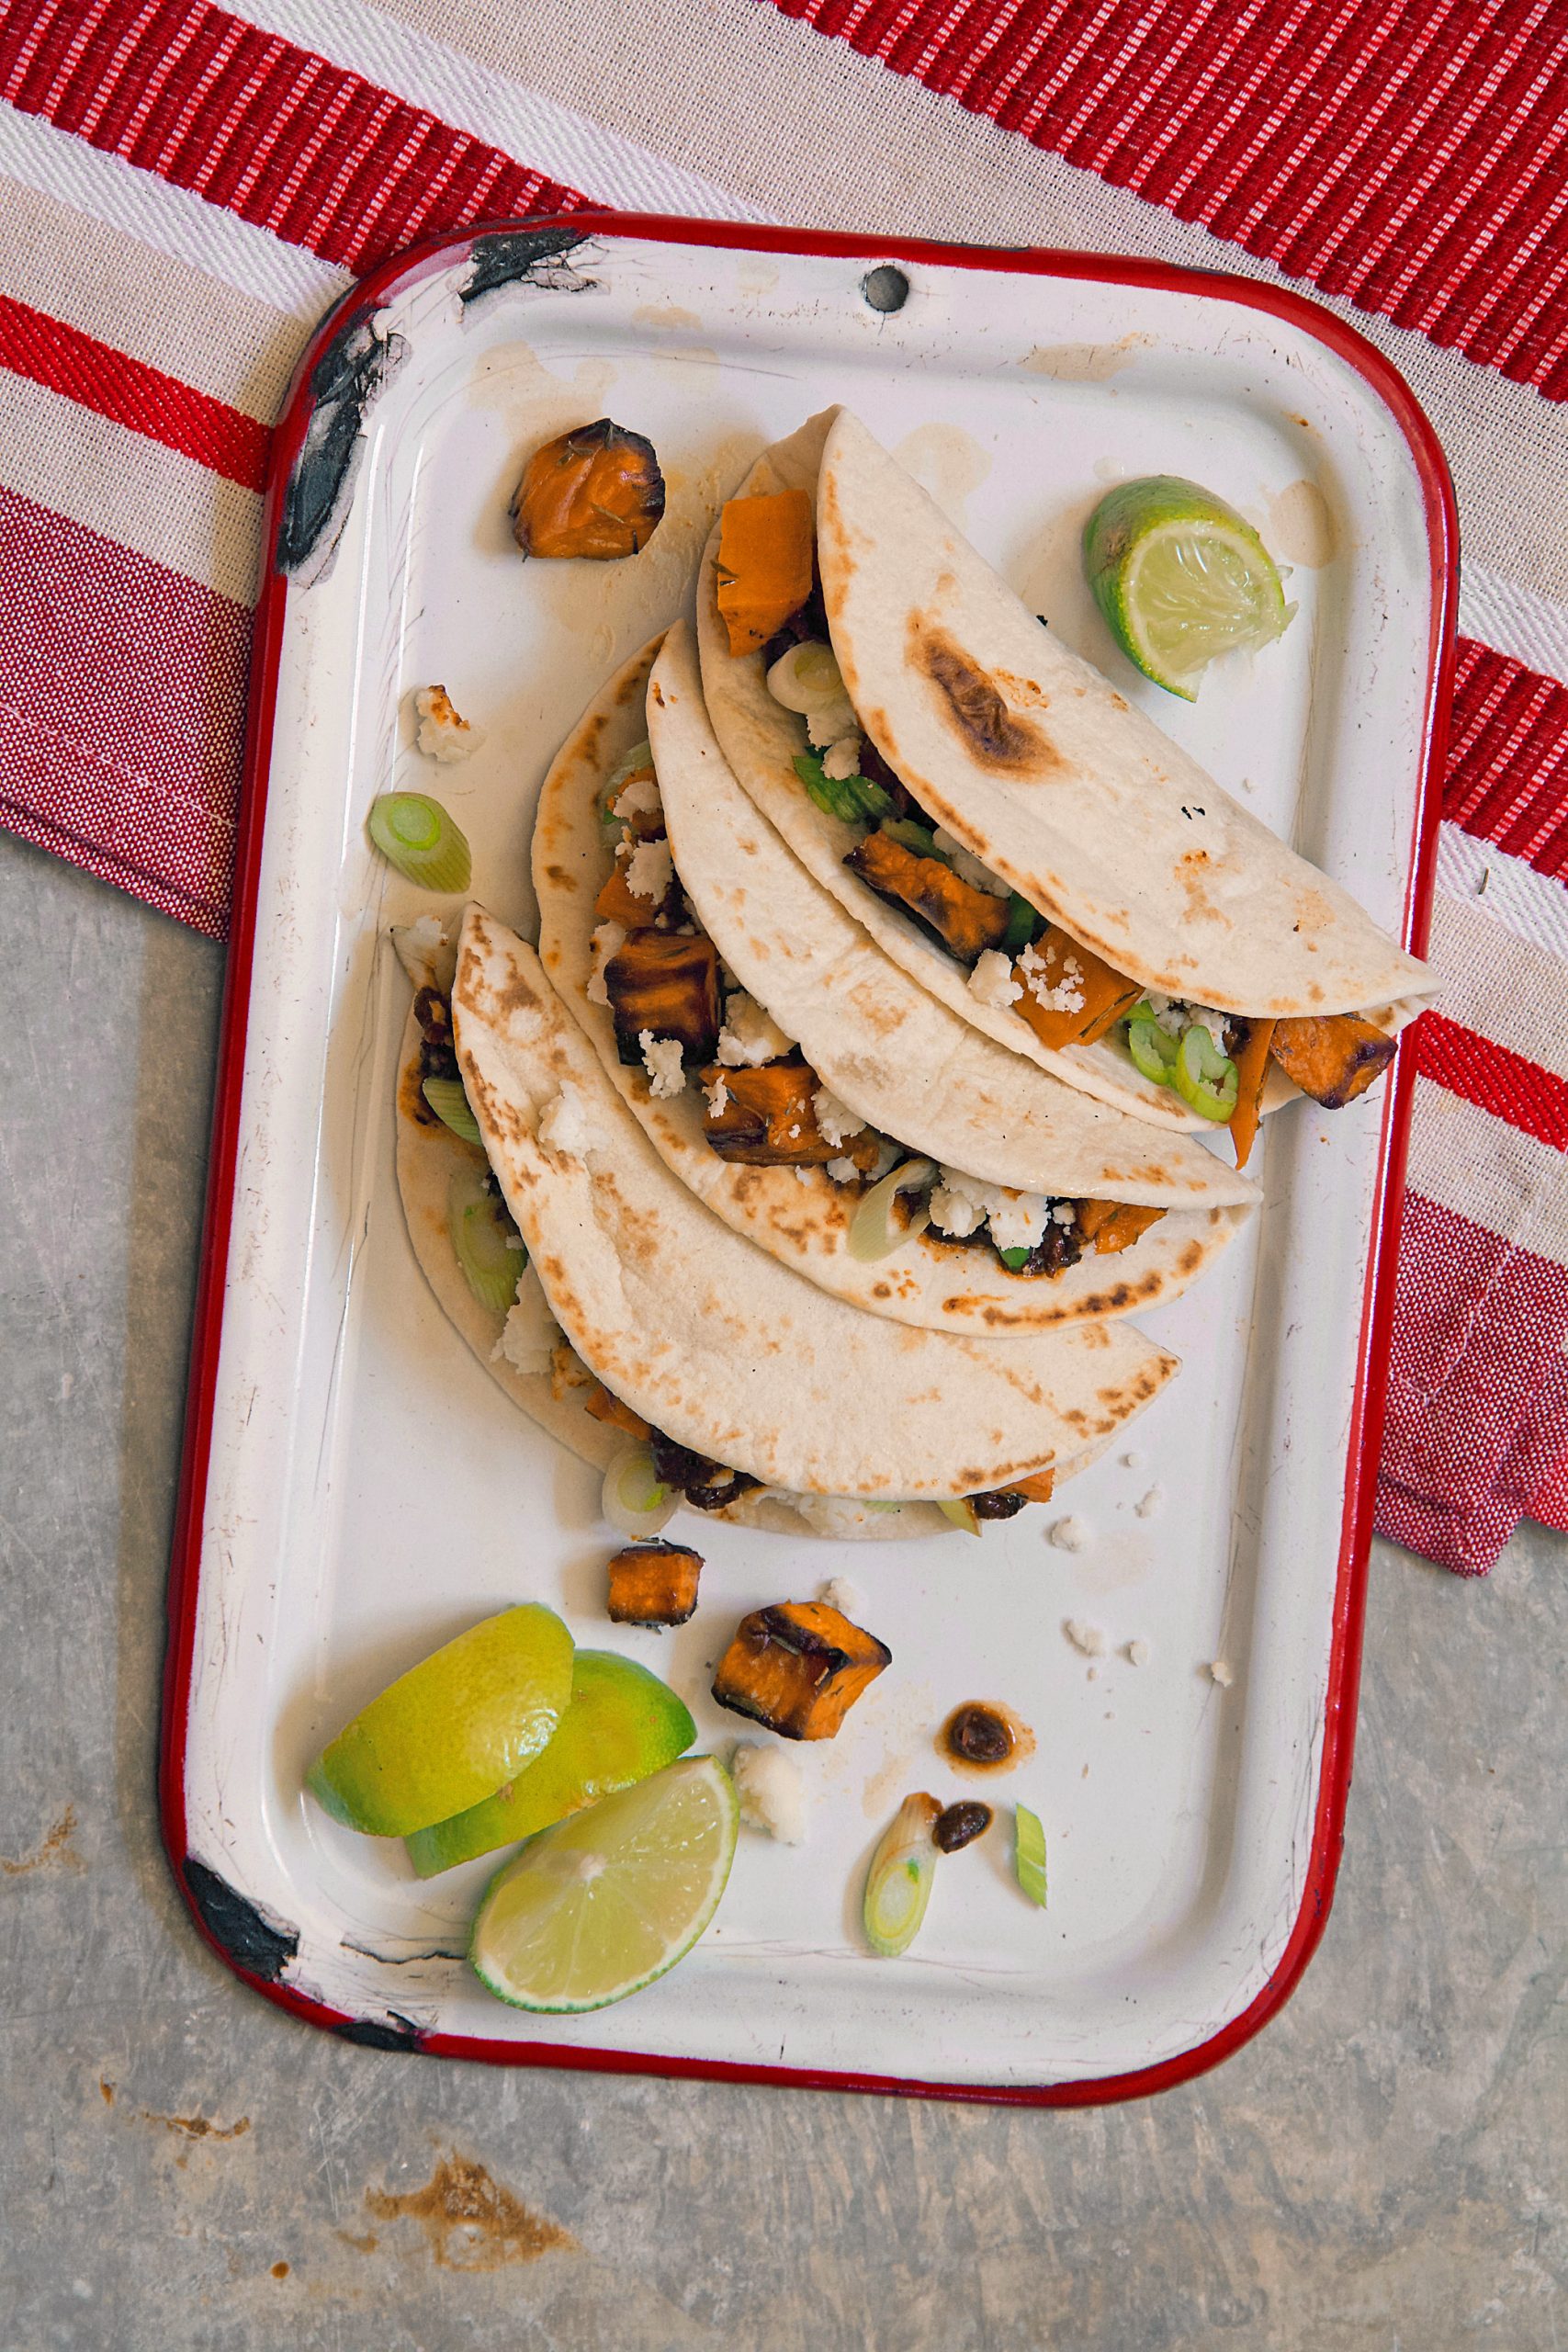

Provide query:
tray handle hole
left=862, top=265, right=909, bottom=315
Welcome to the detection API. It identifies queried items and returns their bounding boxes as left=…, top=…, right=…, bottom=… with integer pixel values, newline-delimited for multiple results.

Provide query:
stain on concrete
left=364, top=2150, right=576, bottom=2271
left=2, top=1804, right=84, bottom=1874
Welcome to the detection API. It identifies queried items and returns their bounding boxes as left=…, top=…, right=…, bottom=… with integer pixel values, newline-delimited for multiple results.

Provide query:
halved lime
left=1083, top=476, right=1294, bottom=700
left=306, top=1604, right=574, bottom=1838
left=470, top=1756, right=737, bottom=2013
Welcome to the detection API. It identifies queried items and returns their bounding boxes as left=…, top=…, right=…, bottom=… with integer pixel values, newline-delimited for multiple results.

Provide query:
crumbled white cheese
left=413, top=684, right=483, bottom=761
left=389, top=913, right=454, bottom=993
left=819, top=1574, right=865, bottom=1618
left=786, top=1494, right=900, bottom=1537
left=1134, top=1486, right=1165, bottom=1521
left=812, top=1087, right=865, bottom=1148
left=1050, top=1202, right=1077, bottom=1226
left=804, top=695, right=859, bottom=749
left=1209, top=1659, right=1235, bottom=1688
left=491, top=1265, right=558, bottom=1376
left=1017, top=940, right=1085, bottom=1014
left=825, top=1156, right=859, bottom=1184
left=638, top=1031, right=685, bottom=1099
left=585, top=919, right=626, bottom=1008
left=536, top=1081, right=598, bottom=1160
left=614, top=772, right=662, bottom=824
left=731, top=1744, right=810, bottom=1845
left=1048, top=1514, right=1092, bottom=1553
left=1144, top=991, right=1187, bottom=1038
left=1189, top=1006, right=1231, bottom=1052
left=821, top=735, right=863, bottom=781
left=928, top=1166, right=1050, bottom=1253
left=716, top=991, right=793, bottom=1067
left=703, top=1071, right=730, bottom=1116
left=793, top=1167, right=813, bottom=1184
left=1064, top=1617, right=1108, bottom=1657
left=624, top=836, right=673, bottom=904
left=968, top=948, right=1023, bottom=1010
left=931, top=827, right=1010, bottom=898
left=1126, top=1639, right=1150, bottom=1668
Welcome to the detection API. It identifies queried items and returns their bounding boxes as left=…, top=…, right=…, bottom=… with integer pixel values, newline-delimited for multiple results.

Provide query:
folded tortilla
left=449, top=908, right=1178, bottom=1499
left=698, top=408, right=1433, bottom=1127
left=534, top=629, right=1253, bottom=1336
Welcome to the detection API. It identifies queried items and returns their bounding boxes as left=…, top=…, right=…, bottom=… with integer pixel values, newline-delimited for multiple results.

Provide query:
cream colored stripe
left=0, top=169, right=306, bottom=421
left=1405, top=1084, right=1568, bottom=1268
left=374, top=0, right=1568, bottom=605
left=0, top=371, right=260, bottom=606
left=1434, top=827, right=1568, bottom=964
left=1427, top=890, right=1568, bottom=1080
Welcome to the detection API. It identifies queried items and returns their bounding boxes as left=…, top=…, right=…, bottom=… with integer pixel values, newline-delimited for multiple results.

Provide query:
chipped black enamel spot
left=460, top=225, right=593, bottom=306
left=333, top=2013, right=423, bottom=2052
left=182, top=1858, right=299, bottom=1983
left=276, top=313, right=408, bottom=577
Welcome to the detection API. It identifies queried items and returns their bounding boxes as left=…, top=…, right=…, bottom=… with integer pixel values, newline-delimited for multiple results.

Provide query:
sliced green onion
left=368, top=793, right=471, bottom=892
left=601, top=740, right=654, bottom=826
left=998, top=1244, right=1032, bottom=1271
left=847, top=1157, right=935, bottom=1263
left=1126, top=1006, right=1179, bottom=1086
left=447, top=1168, right=525, bottom=1315
left=793, top=752, right=861, bottom=824
left=845, top=772, right=894, bottom=820
left=1002, top=893, right=1043, bottom=954
left=863, top=1792, right=942, bottom=1957
left=879, top=816, right=940, bottom=858
left=602, top=1442, right=677, bottom=1541
left=1014, top=1804, right=1048, bottom=1908
left=422, top=1075, right=481, bottom=1144
left=1174, top=1023, right=1239, bottom=1122
left=937, top=1498, right=982, bottom=1536
left=766, top=640, right=846, bottom=715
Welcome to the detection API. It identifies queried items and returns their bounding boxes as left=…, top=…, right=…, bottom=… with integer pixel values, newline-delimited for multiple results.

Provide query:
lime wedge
left=306, top=1604, right=574, bottom=1838
left=1082, top=476, right=1294, bottom=700
left=470, top=1757, right=738, bottom=2013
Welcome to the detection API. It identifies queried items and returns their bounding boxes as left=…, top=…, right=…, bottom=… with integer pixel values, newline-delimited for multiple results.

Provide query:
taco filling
left=719, top=484, right=1399, bottom=1170
left=589, top=730, right=1168, bottom=1280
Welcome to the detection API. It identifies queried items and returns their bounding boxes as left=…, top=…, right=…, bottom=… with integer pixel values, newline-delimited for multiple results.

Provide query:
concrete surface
left=2, top=827, right=1563, bottom=2352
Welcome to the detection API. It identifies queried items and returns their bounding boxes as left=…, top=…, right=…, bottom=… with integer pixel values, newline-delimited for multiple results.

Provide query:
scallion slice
left=863, top=1793, right=941, bottom=1957
left=1014, top=1804, right=1048, bottom=1907
left=998, top=1244, right=1032, bottom=1271
left=1126, top=1008, right=1179, bottom=1087
left=937, top=1498, right=982, bottom=1537
left=879, top=816, right=940, bottom=859
left=1174, top=1023, right=1239, bottom=1122
left=422, top=1076, right=481, bottom=1144
left=368, top=793, right=471, bottom=892
left=447, top=1168, right=525, bottom=1315
left=847, top=1157, right=935, bottom=1263
left=602, top=1442, right=677, bottom=1541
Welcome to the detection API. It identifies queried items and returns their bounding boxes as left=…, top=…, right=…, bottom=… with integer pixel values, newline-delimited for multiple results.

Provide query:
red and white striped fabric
left=4, top=0, right=1566, bottom=1572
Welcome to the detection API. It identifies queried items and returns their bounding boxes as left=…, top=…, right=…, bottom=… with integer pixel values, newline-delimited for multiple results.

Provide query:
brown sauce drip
left=939, top=1701, right=1035, bottom=1776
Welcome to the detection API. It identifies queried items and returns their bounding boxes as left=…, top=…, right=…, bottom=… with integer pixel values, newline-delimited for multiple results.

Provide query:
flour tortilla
left=533, top=628, right=1252, bottom=1335
left=451, top=909, right=1178, bottom=1499
left=393, top=998, right=951, bottom=1538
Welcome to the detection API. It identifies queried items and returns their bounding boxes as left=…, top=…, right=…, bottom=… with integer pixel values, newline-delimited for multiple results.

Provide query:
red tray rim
left=160, top=208, right=1457, bottom=2107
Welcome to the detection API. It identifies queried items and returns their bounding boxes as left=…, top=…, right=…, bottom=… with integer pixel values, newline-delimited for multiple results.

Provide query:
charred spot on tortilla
left=912, top=622, right=1053, bottom=771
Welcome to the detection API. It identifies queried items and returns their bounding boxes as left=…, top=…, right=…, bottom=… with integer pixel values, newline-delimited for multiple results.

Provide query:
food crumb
left=1087, top=1666, right=1099, bottom=1681
left=1208, top=1659, right=1235, bottom=1687
left=1048, top=1514, right=1092, bottom=1553
left=413, top=684, right=483, bottom=762
left=819, top=1574, right=865, bottom=1618
left=1120, top=1450, right=1143, bottom=1471
left=1134, top=1486, right=1165, bottom=1521
left=731, top=1743, right=809, bottom=1844
left=1126, top=1639, right=1150, bottom=1667
left=1063, top=1618, right=1107, bottom=1657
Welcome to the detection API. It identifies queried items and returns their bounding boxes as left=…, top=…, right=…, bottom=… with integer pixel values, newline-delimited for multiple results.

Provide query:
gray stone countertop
left=3, top=831, right=1563, bottom=2352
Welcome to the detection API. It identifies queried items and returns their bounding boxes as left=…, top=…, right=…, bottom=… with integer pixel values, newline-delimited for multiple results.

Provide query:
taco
left=392, top=904, right=1178, bottom=1537
left=534, top=628, right=1255, bottom=1338
left=696, top=409, right=1435, bottom=1167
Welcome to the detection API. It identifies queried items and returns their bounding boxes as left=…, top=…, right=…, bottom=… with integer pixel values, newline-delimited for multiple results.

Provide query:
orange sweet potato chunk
left=1011, top=925, right=1142, bottom=1051
left=1074, top=1200, right=1166, bottom=1255
left=711, top=1600, right=891, bottom=1740
left=1270, top=1012, right=1395, bottom=1109
left=583, top=1383, right=652, bottom=1441
left=846, top=831, right=1011, bottom=961
left=715, top=490, right=815, bottom=656
left=1227, top=1016, right=1277, bottom=1168
left=606, top=1542, right=703, bottom=1627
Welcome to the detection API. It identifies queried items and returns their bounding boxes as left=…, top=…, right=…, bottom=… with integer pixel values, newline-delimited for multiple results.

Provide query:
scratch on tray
left=341, top=1938, right=465, bottom=1965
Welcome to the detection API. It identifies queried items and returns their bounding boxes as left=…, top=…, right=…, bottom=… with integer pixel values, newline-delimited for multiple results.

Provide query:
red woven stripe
left=1442, top=637, right=1568, bottom=879
left=0, top=294, right=270, bottom=492
left=772, top=0, right=1568, bottom=399
left=1410, top=1010, right=1568, bottom=1150
left=0, top=485, right=246, bottom=938
left=0, top=0, right=590, bottom=275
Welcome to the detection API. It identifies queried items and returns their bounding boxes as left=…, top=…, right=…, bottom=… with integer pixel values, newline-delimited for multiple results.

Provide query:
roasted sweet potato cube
left=604, top=933, right=721, bottom=1066
left=712, top=1600, right=891, bottom=1741
left=1011, top=925, right=1142, bottom=1050
left=1075, top=1199, right=1166, bottom=1255
left=606, top=762, right=664, bottom=840
left=512, top=418, right=665, bottom=560
left=1270, top=1012, right=1395, bottom=1109
left=1226, top=1016, right=1276, bottom=1168
left=845, top=831, right=1011, bottom=962
left=606, top=1541, right=703, bottom=1627
left=697, top=1061, right=834, bottom=1165
left=715, top=489, right=816, bottom=657
left=1001, top=1467, right=1057, bottom=1505
left=583, top=1382, right=651, bottom=1441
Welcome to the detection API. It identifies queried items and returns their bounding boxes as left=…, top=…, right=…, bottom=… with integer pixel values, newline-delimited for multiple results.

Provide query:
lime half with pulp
left=1083, top=475, right=1294, bottom=700
left=470, top=1756, right=738, bottom=2013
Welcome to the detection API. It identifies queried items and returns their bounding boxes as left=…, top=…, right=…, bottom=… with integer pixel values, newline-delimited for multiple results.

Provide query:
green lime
left=469, top=1757, right=738, bottom=2013
left=405, top=1651, right=697, bottom=1877
left=1082, top=476, right=1294, bottom=700
left=306, top=1603, right=574, bottom=1838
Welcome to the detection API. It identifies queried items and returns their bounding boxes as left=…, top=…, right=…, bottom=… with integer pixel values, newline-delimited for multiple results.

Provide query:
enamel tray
left=163, top=214, right=1453, bottom=2100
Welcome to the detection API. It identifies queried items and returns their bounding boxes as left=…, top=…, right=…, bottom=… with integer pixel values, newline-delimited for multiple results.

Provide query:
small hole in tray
left=862, top=265, right=909, bottom=314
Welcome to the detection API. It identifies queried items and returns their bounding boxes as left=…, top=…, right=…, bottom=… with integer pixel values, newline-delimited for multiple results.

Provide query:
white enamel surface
left=181, top=233, right=1433, bottom=2088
